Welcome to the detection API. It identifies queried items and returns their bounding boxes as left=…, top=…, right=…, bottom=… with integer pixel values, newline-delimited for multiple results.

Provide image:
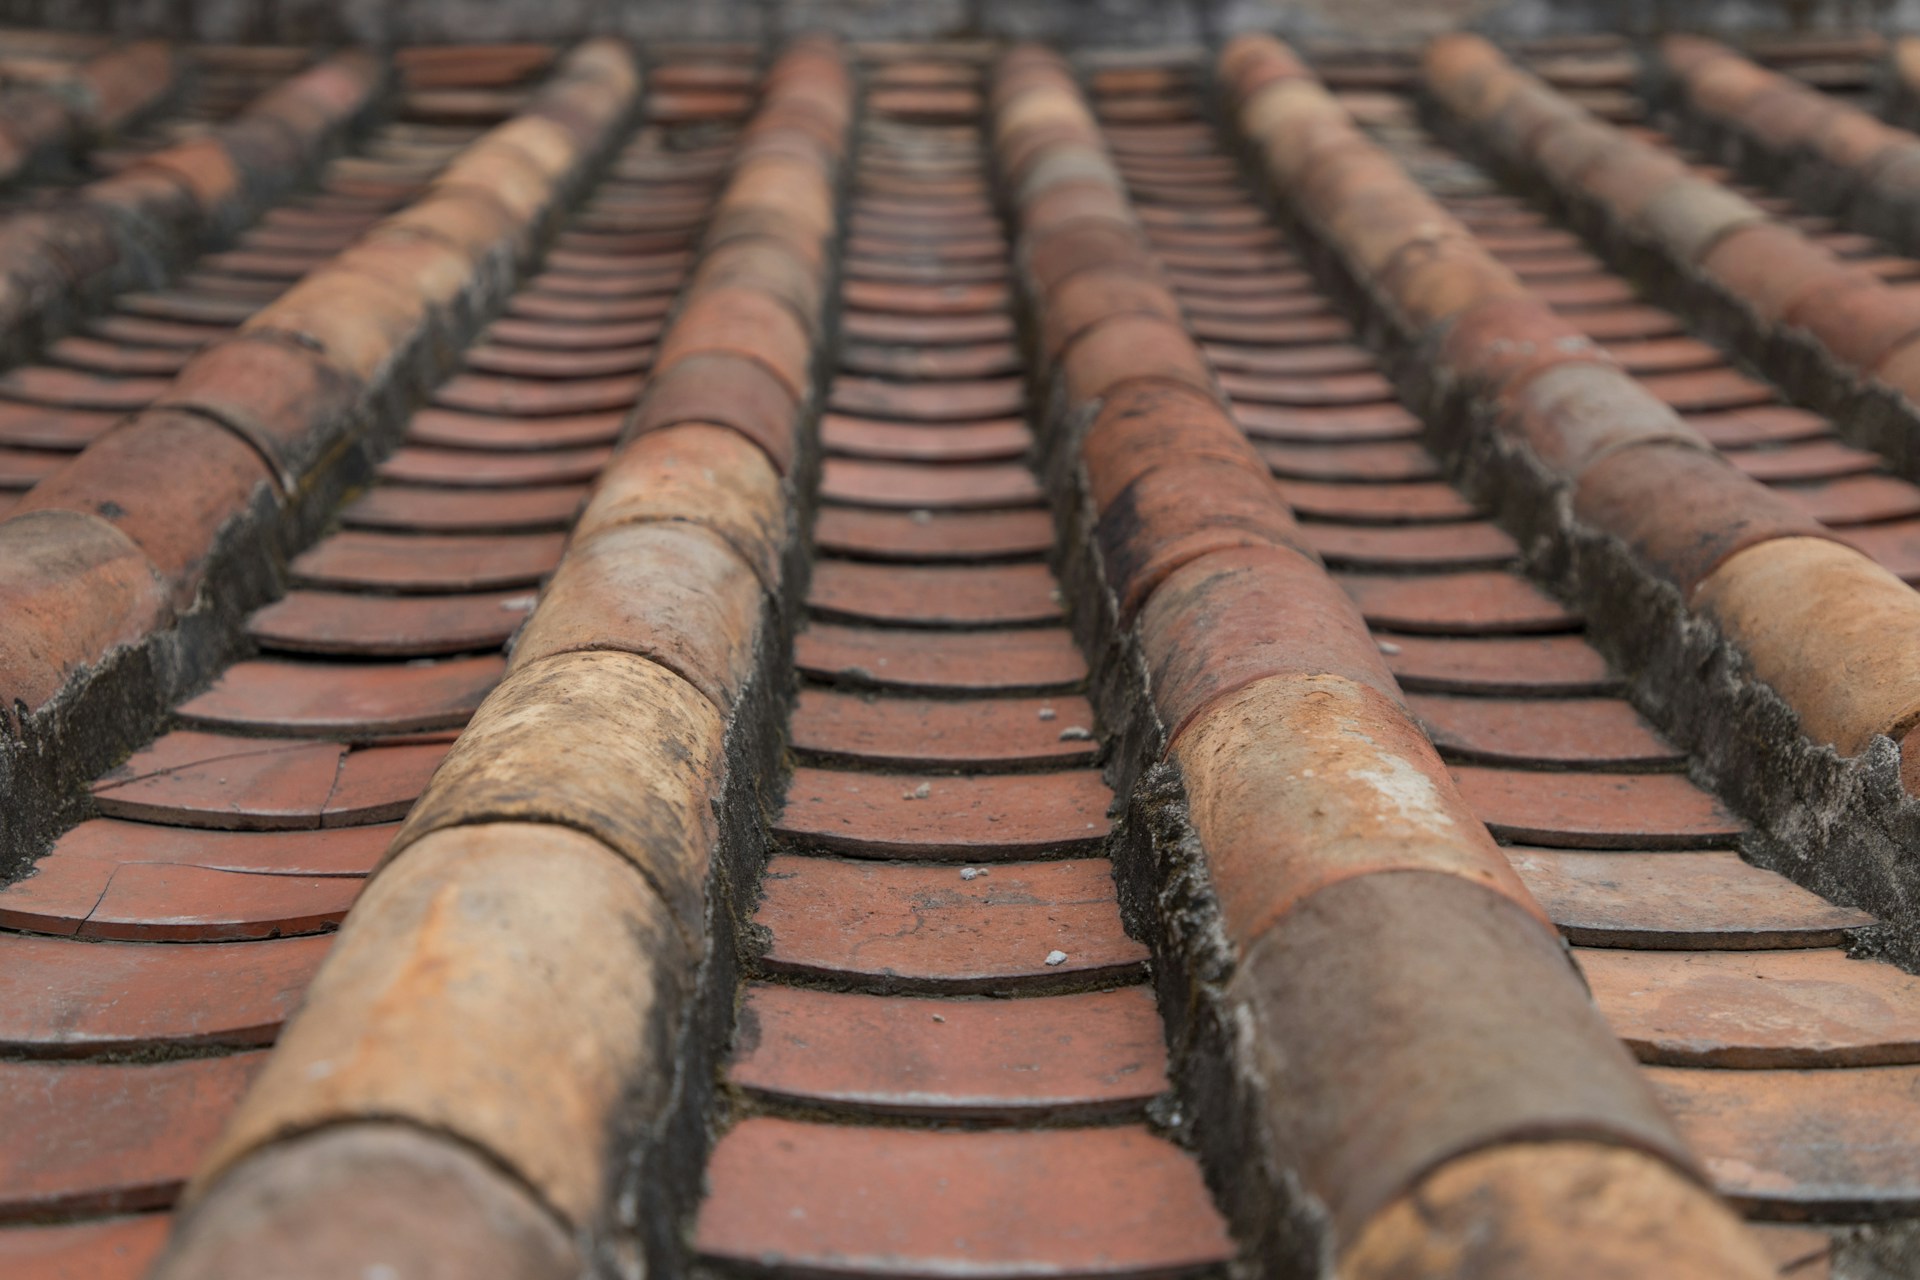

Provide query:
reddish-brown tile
left=730, top=985, right=1166, bottom=1119
left=342, top=484, right=584, bottom=533
left=808, top=561, right=1062, bottom=627
left=1408, top=693, right=1680, bottom=767
left=0, top=1215, right=169, bottom=1280
left=291, top=531, right=564, bottom=592
left=695, top=1119, right=1231, bottom=1275
left=0, top=933, right=328, bottom=1055
left=1338, top=570, right=1580, bottom=634
left=1650, top=1064, right=1920, bottom=1216
left=0, top=1053, right=265, bottom=1218
left=790, top=689, right=1097, bottom=768
left=177, top=655, right=504, bottom=736
left=758, top=855, right=1144, bottom=990
left=250, top=589, right=535, bottom=657
left=820, top=458, right=1043, bottom=510
left=1452, top=766, right=1744, bottom=849
left=795, top=623, right=1086, bottom=692
left=1583, top=947, right=1920, bottom=1067
left=1510, top=847, right=1873, bottom=949
left=777, top=767, right=1110, bottom=858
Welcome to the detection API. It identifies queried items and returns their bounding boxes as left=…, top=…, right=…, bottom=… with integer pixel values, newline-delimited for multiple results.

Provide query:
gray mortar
left=0, top=74, right=639, bottom=876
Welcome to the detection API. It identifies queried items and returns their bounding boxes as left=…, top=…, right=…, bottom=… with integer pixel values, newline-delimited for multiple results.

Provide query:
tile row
left=691, top=50, right=1234, bottom=1280
left=0, top=42, right=746, bottom=1280
left=150, top=36, right=849, bottom=1280
left=1221, top=31, right=1920, bottom=1266
left=1385, top=39, right=1920, bottom=781
left=991, top=42, right=1777, bottom=1277
left=0, top=39, right=177, bottom=187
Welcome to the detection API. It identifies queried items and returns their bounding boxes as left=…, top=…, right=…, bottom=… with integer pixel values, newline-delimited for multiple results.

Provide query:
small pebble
left=1037, top=706, right=1057, bottom=721
left=931, top=1014, right=945, bottom=1023
left=1377, top=640, right=1402, bottom=655
left=1058, top=725, right=1091, bottom=741
left=1044, top=950, right=1068, bottom=966
left=901, top=781, right=931, bottom=801
left=910, top=508, right=932, bottom=524
left=960, top=867, right=986, bottom=881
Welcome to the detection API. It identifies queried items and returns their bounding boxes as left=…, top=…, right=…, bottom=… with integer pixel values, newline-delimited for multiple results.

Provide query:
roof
left=0, top=22, right=1915, bottom=1280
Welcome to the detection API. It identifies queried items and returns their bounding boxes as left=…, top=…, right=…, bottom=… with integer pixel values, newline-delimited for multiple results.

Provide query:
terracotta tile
left=730, top=984, right=1164, bottom=1119
left=1137, top=544, right=1391, bottom=734
left=1408, top=692, right=1679, bottom=767
left=629, top=351, right=799, bottom=472
left=510, top=522, right=763, bottom=711
left=0, top=1215, right=169, bottom=1280
left=572, top=421, right=787, bottom=589
left=393, top=653, right=722, bottom=937
left=0, top=510, right=170, bottom=718
left=821, top=414, right=1030, bottom=464
left=151, top=1128, right=579, bottom=1280
left=1452, top=765, right=1744, bottom=849
left=0, top=366, right=170, bottom=412
left=46, top=337, right=193, bottom=378
left=1203, top=340, right=1378, bottom=379
left=1581, top=947, right=1920, bottom=1067
left=1230, top=870, right=1689, bottom=1242
left=118, top=291, right=260, bottom=326
left=12, top=410, right=275, bottom=600
left=0, top=932, right=328, bottom=1055
left=0, top=401, right=121, bottom=450
left=91, top=731, right=345, bottom=831
left=1690, top=405, right=1831, bottom=448
left=194, top=824, right=685, bottom=1226
left=790, top=688, right=1096, bottom=768
left=841, top=309, right=1015, bottom=347
left=1376, top=632, right=1617, bottom=694
left=1338, top=569, right=1579, bottom=634
left=1565, top=303, right=1683, bottom=341
left=79, top=864, right=361, bottom=942
left=1259, top=440, right=1440, bottom=482
left=506, top=290, right=672, bottom=325
left=177, top=655, right=504, bottom=737
left=0, top=821, right=386, bottom=936
left=794, top=622, right=1085, bottom=692
left=812, top=506, right=1051, bottom=562
left=0, top=1054, right=264, bottom=1218
left=1727, top=440, right=1882, bottom=483
left=839, top=342, right=1021, bottom=381
left=1694, top=536, right=1920, bottom=755
left=758, top=853, right=1143, bottom=990
left=695, top=1119, right=1229, bottom=1274
left=484, top=315, right=663, bottom=350
left=820, top=457, right=1042, bottom=510
left=376, top=443, right=611, bottom=488
left=250, top=588, right=535, bottom=658
left=1510, top=846, right=1872, bottom=948
left=342, top=483, right=584, bottom=533
left=808, top=560, right=1063, bottom=626
left=830, top=374, right=1024, bottom=423
left=1234, top=401, right=1424, bottom=444
left=1773, top=473, right=1920, bottom=527
left=1343, top=1141, right=1775, bottom=1280
left=777, top=766, right=1110, bottom=858
left=1650, top=1063, right=1920, bottom=1217
left=154, top=336, right=361, bottom=488
left=1277, top=477, right=1480, bottom=522
left=432, top=371, right=644, bottom=418
left=1302, top=520, right=1517, bottom=570
left=291, top=530, right=564, bottom=592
